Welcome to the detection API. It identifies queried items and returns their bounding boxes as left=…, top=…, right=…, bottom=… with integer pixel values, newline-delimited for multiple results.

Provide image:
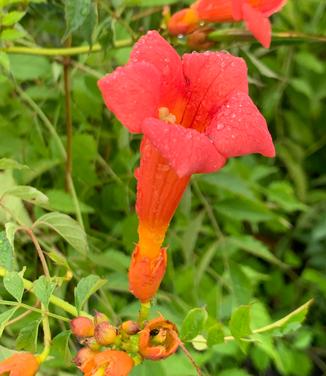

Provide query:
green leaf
left=74, top=275, right=107, bottom=313
left=46, top=249, right=70, bottom=270
left=3, top=271, right=24, bottom=302
left=32, top=276, right=56, bottom=309
left=34, top=212, right=88, bottom=255
left=0, top=231, right=14, bottom=271
left=50, top=330, right=72, bottom=365
left=0, top=307, right=18, bottom=337
left=229, top=235, right=284, bottom=266
left=2, top=185, right=48, bottom=205
left=0, top=52, right=10, bottom=72
left=5, top=222, right=19, bottom=250
left=229, top=261, right=253, bottom=305
left=207, top=323, right=225, bottom=347
left=0, top=158, right=29, bottom=170
left=181, top=212, right=204, bottom=263
left=229, top=305, right=252, bottom=353
left=16, top=319, right=41, bottom=352
left=180, top=307, right=208, bottom=341
left=0, top=29, right=25, bottom=41
left=2, top=11, right=25, bottom=26
left=64, top=0, right=91, bottom=39
left=218, top=369, right=252, bottom=376
left=256, top=300, right=313, bottom=336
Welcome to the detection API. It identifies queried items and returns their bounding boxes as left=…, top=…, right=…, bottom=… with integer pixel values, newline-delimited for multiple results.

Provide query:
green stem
left=38, top=303, right=51, bottom=363
left=138, top=302, right=151, bottom=326
left=0, top=267, right=91, bottom=318
left=1, top=44, right=102, bottom=56
left=0, top=299, right=69, bottom=322
left=208, top=29, right=326, bottom=44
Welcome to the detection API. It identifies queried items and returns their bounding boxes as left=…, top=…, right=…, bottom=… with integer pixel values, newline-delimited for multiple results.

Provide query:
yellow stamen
left=159, top=107, right=176, bottom=124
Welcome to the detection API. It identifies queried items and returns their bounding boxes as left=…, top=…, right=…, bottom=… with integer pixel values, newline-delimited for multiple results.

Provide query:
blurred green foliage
left=0, top=0, right=325, bottom=375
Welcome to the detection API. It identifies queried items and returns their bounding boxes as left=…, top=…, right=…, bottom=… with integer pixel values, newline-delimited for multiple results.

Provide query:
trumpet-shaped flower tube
left=168, top=0, right=287, bottom=47
left=98, top=31, right=275, bottom=302
left=0, top=352, right=39, bottom=376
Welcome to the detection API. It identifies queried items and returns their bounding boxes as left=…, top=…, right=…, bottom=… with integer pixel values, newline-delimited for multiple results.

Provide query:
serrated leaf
left=229, top=305, right=252, bottom=353
left=2, top=186, right=48, bottom=205
left=229, top=261, right=253, bottom=305
left=0, top=307, right=18, bottom=337
left=3, top=271, right=24, bottom=302
left=64, top=0, right=91, bottom=39
left=0, top=159, right=29, bottom=170
left=33, top=212, right=88, bottom=255
left=229, top=235, right=284, bottom=266
left=0, top=231, right=14, bottom=271
left=2, top=11, right=25, bottom=26
left=74, top=275, right=107, bottom=313
left=180, top=308, right=208, bottom=341
left=16, top=319, right=41, bottom=352
left=207, top=323, right=224, bottom=347
left=32, top=276, right=56, bottom=309
left=256, top=300, right=313, bottom=336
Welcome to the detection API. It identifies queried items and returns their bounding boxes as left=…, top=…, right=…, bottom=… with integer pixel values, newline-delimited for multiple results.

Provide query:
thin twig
left=63, top=37, right=73, bottom=192
left=179, top=341, right=203, bottom=376
left=6, top=300, right=41, bottom=327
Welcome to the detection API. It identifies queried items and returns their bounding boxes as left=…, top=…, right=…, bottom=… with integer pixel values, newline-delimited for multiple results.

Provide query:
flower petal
left=243, top=3, right=271, bottom=48
left=168, top=8, right=200, bottom=35
left=196, top=0, right=234, bottom=21
left=206, top=91, right=275, bottom=158
left=130, top=31, right=185, bottom=106
left=181, top=52, right=248, bottom=132
left=98, top=62, right=161, bottom=133
left=257, top=0, right=287, bottom=17
left=142, top=118, right=225, bottom=177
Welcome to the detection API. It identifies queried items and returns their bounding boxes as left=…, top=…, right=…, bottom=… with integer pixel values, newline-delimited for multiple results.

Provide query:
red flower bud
left=70, top=317, right=95, bottom=338
left=94, top=322, right=117, bottom=346
left=94, top=311, right=109, bottom=325
left=129, top=245, right=167, bottom=302
left=139, top=317, right=180, bottom=360
left=74, top=347, right=99, bottom=373
left=0, top=352, right=39, bottom=376
left=120, top=320, right=140, bottom=335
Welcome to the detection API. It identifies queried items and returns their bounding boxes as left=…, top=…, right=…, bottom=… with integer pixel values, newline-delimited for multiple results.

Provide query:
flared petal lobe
left=98, top=62, right=161, bottom=133
left=129, top=245, right=167, bottom=302
left=242, top=3, right=271, bottom=48
left=130, top=30, right=185, bottom=107
left=139, top=317, right=179, bottom=360
left=206, top=91, right=275, bottom=158
left=0, top=352, right=39, bottom=376
left=142, top=118, right=225, bottom=177
left=94, top=350, right=134, bottom=376
left=181, top=52, right=248, bottom=131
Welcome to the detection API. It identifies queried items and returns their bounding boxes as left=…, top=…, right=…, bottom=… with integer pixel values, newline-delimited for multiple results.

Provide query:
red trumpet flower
left=168, top=0, right=287, bottom=48
left=98, top=31, right=275, bottom=301
left=0, top=352, right=39, bottom=376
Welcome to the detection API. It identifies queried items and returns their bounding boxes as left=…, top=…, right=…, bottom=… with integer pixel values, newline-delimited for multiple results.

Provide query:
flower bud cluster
left=70, top=313, right=180, bottom=375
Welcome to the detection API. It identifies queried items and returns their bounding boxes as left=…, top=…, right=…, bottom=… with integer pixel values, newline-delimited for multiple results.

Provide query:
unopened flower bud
left=80, top=337, right=101, bottom=351
left=70, top=317, right=95, bottom=338
left=95, top=322, right=117, bottom=346
left=94, top=311, right=109, bottom=325
left=74, top=347, right=98, bottom=369
left=120, top=320, right=140, bottom=335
